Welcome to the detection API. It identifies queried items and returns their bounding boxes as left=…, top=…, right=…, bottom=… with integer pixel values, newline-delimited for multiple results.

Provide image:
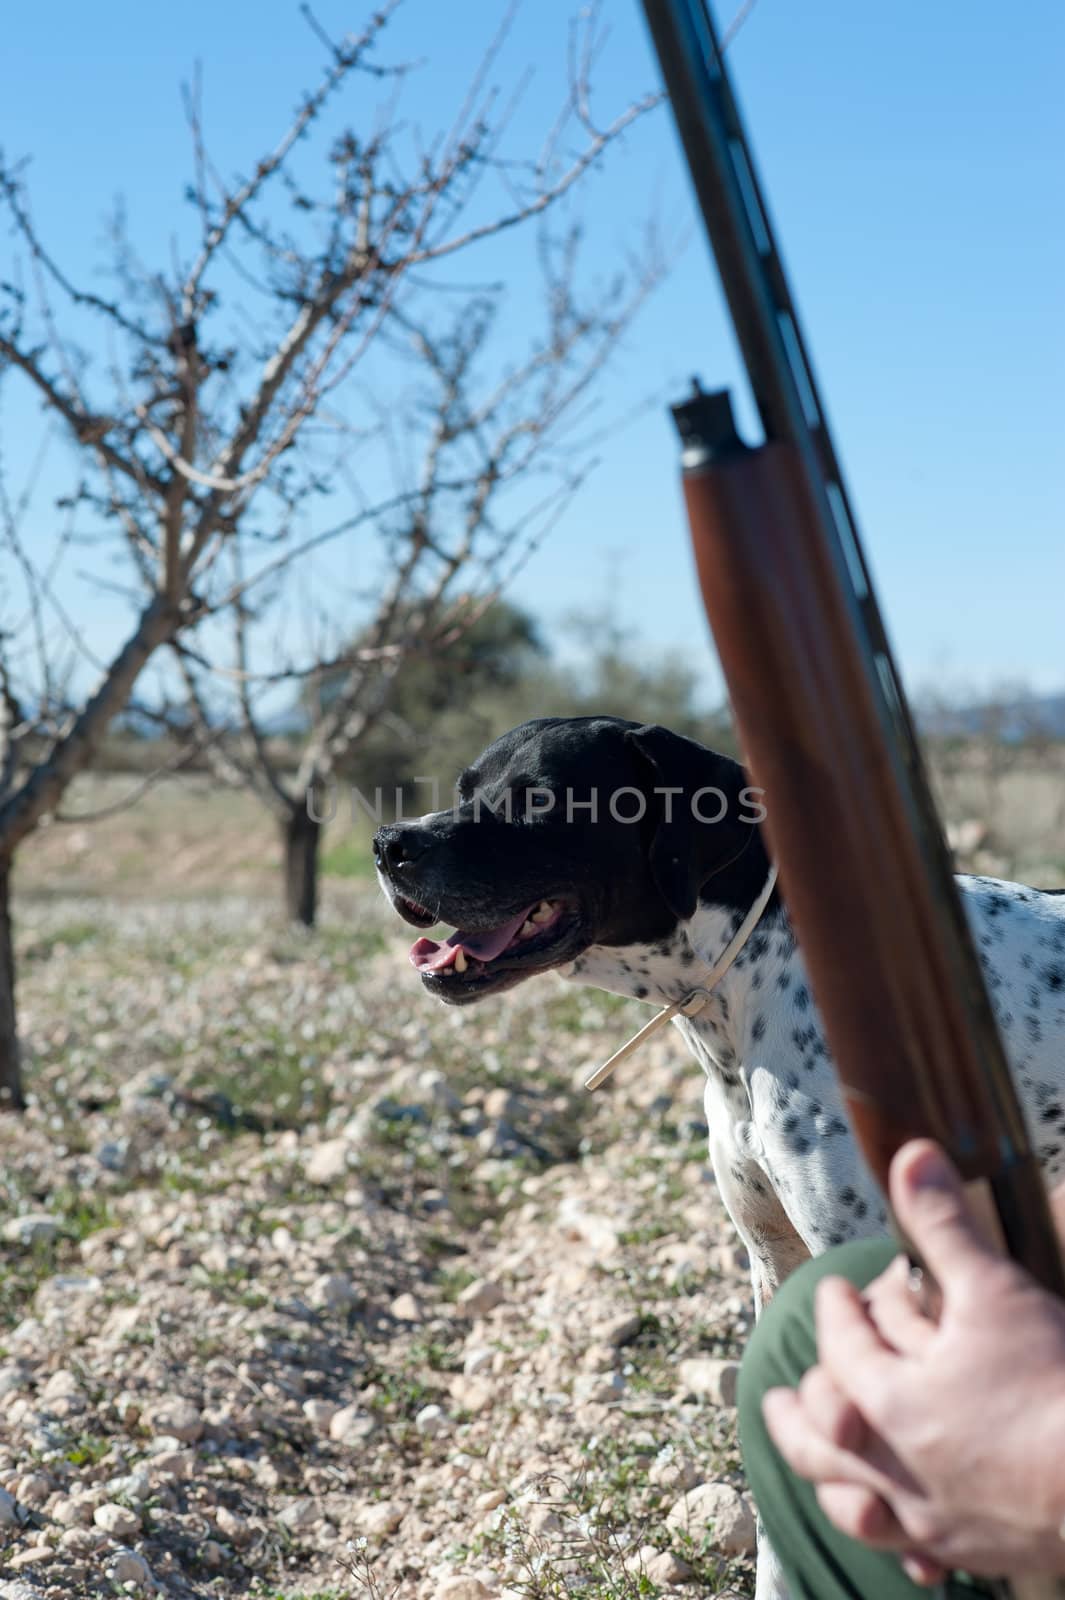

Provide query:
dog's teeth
left=520, top=919, right=536, bottom=937
left=438, top=967, right=452, bottom=977
left=532, top=903, right=553, bottom=923
left=454, top=950, right=467, bottom=973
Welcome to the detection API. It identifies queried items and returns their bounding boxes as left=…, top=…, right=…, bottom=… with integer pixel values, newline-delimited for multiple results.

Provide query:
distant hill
left=918, top=691, right=1065, bottom=741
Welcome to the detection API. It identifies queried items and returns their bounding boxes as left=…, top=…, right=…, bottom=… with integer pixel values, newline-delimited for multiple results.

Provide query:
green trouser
left=737, top=1240, right=995, bottom=1600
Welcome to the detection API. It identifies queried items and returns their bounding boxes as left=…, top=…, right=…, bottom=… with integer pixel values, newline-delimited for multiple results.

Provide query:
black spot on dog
left=635, top=984, right=648, bottom=999
left=1043, top=964, right=1065, bottom=994
left=793, top=984, right=810, bottom=1012
left=751, top=1014, right=766, bottom=1043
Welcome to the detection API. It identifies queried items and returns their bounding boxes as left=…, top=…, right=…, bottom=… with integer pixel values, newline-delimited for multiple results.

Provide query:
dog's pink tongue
left=410, top=907, right=532, bottom=972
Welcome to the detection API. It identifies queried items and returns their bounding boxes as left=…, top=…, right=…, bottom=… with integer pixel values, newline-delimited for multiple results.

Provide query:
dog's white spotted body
left=566, top=875, right=1065, bottom=1311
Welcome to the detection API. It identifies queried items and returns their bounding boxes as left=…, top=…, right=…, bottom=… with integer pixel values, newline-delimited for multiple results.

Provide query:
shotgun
left=639, top=2, right=1065, bottom=1592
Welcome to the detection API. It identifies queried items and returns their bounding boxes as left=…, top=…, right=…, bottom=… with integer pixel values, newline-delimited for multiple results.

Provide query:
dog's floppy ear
left=624, top=722, right=722, bottom=921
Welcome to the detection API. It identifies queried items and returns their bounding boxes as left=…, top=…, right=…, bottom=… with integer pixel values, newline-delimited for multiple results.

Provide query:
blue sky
left=2, top=0, right=1062, bottom=705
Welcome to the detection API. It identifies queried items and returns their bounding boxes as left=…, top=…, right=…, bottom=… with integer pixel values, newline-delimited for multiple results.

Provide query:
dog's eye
left=510, top=783, right=555, bottom=824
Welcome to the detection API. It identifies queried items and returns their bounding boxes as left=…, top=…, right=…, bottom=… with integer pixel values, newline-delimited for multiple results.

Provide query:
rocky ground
left=0, top=886, right=758, bottom=1600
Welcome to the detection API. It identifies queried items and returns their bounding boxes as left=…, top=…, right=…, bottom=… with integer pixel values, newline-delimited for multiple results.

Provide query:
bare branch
left=0, top=163, right=164, bottom=347
left=0, top=334, right=163, bottom=495
left=179, top=0, right=406, bottom=315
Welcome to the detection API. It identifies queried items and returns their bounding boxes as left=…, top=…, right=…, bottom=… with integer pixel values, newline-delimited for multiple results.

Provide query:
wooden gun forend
left=672, top=390, right=1065, bottom=1303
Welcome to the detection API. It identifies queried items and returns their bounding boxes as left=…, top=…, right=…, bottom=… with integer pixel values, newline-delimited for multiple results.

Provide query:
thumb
left=889, top=1140, right=998, bottom=1297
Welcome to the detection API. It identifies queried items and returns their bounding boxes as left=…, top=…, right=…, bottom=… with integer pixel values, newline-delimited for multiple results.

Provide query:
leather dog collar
left=584, top=864, right=779, bottom=1091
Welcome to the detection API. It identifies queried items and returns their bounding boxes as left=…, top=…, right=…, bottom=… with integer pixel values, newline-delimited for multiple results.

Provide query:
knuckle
left=903, top=1509, right=942, bottom=1550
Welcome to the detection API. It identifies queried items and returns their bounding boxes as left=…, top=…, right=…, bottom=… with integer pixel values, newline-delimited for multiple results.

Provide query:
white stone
left=145, top=1398, right=203, bottom=1442
left=13, top=1476, right=50, bottom=1509
left=646, top=1549, right=693, bottom=1585
left=676, top=1357, right=740, bottom=1407
left=277, top=1498, right=318, bottom=1532
left=462, top=1346, right=494, bottom=1377
left=146, top=1448, right=195, bottom=1480
left=36, top=1274, right=100, bottom=1299
left=214, top=1505, right=249, bottom=1546
left=106, top=1470, right=152, bottom=1505
left=302, top=1399, right=338, bottom=1434
left=2, top=1214, right=58, bottom=1248
left=414, top=1403, right=448, bottom=1435
left=329, top=1403, right=376, bottom=1444
left=433, top=1579, right=493, bottom=1600
left=665, top=1482, right=757, bottom=1556
left=456, top=1278, right=504, bottom=1317
left=573, top=1370, right=624, bottom=1405
left=310, top=1272, right=359, bottom=1309
left=105, top=1548, right=152, bottom=1588
left=49, top=1499, right=85, bottom=1528
left=304, top=1138, right=351, bottom=1185
left=93, top=1502, right=140, bottom=1539
left=592, top=1311, right=643, bottom=1347
left=389, top=1292, right=423, bottom=1321
left=648, top=1451, right=701, bottom=1493
left=362, top=1500, right=404, bottom=1537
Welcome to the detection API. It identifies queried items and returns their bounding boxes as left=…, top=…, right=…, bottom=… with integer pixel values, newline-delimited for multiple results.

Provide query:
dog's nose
left=373, top=824, right=433, bottom=874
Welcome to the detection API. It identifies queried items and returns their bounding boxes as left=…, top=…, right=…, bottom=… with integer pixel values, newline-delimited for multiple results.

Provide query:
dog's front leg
left=704, top=1075, right=812, bottom=1318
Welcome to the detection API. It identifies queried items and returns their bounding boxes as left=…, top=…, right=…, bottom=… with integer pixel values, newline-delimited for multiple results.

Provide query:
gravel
left=1, top=888, right=758, bottom=1598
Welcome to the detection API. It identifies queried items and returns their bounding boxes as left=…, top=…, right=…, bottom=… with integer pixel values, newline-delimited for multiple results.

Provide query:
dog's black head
left=374, top=715, right=769, bottom=1005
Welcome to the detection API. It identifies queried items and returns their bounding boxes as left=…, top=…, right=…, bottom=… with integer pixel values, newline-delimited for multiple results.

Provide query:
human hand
left=762, top=1140, right=1065, bottom=1583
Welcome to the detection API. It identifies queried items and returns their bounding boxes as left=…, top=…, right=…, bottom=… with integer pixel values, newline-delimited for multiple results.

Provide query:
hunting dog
left=375, top=716, right=1065, bottom=1592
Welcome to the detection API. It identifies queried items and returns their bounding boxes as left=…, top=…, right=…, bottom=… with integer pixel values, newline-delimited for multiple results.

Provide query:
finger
left=901, top=1553, right=950, bottom=1587
left=762, top=1388, right=878, bottom=1489
left=815, top=1481, right=906, bottom=1548
left=889, top=1141, right=999, bottom=1296
left=814, top=1276, right=896, bottom=1401
left=862, top=1256, right=937, bottom=1356
left=796, top=1365, right=868, bottom=1453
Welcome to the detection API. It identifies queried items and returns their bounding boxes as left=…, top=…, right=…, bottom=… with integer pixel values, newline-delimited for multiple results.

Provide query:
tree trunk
left=0, top=856, right=24, bottom=1112
left=282, top=803, right=321, bottom=928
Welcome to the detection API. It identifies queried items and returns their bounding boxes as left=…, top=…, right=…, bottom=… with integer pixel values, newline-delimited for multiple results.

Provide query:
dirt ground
left=2, top=776, right=762, bottom=1599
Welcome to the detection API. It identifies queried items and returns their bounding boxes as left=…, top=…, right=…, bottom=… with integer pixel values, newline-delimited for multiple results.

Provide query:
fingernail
left=907, top=1144, right=954, bottom=1193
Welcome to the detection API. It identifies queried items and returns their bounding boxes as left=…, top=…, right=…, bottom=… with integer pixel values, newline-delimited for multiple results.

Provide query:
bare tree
left=0, top=1, right=660, bottom=1107
left=173, top=225, right=664, bottom=925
